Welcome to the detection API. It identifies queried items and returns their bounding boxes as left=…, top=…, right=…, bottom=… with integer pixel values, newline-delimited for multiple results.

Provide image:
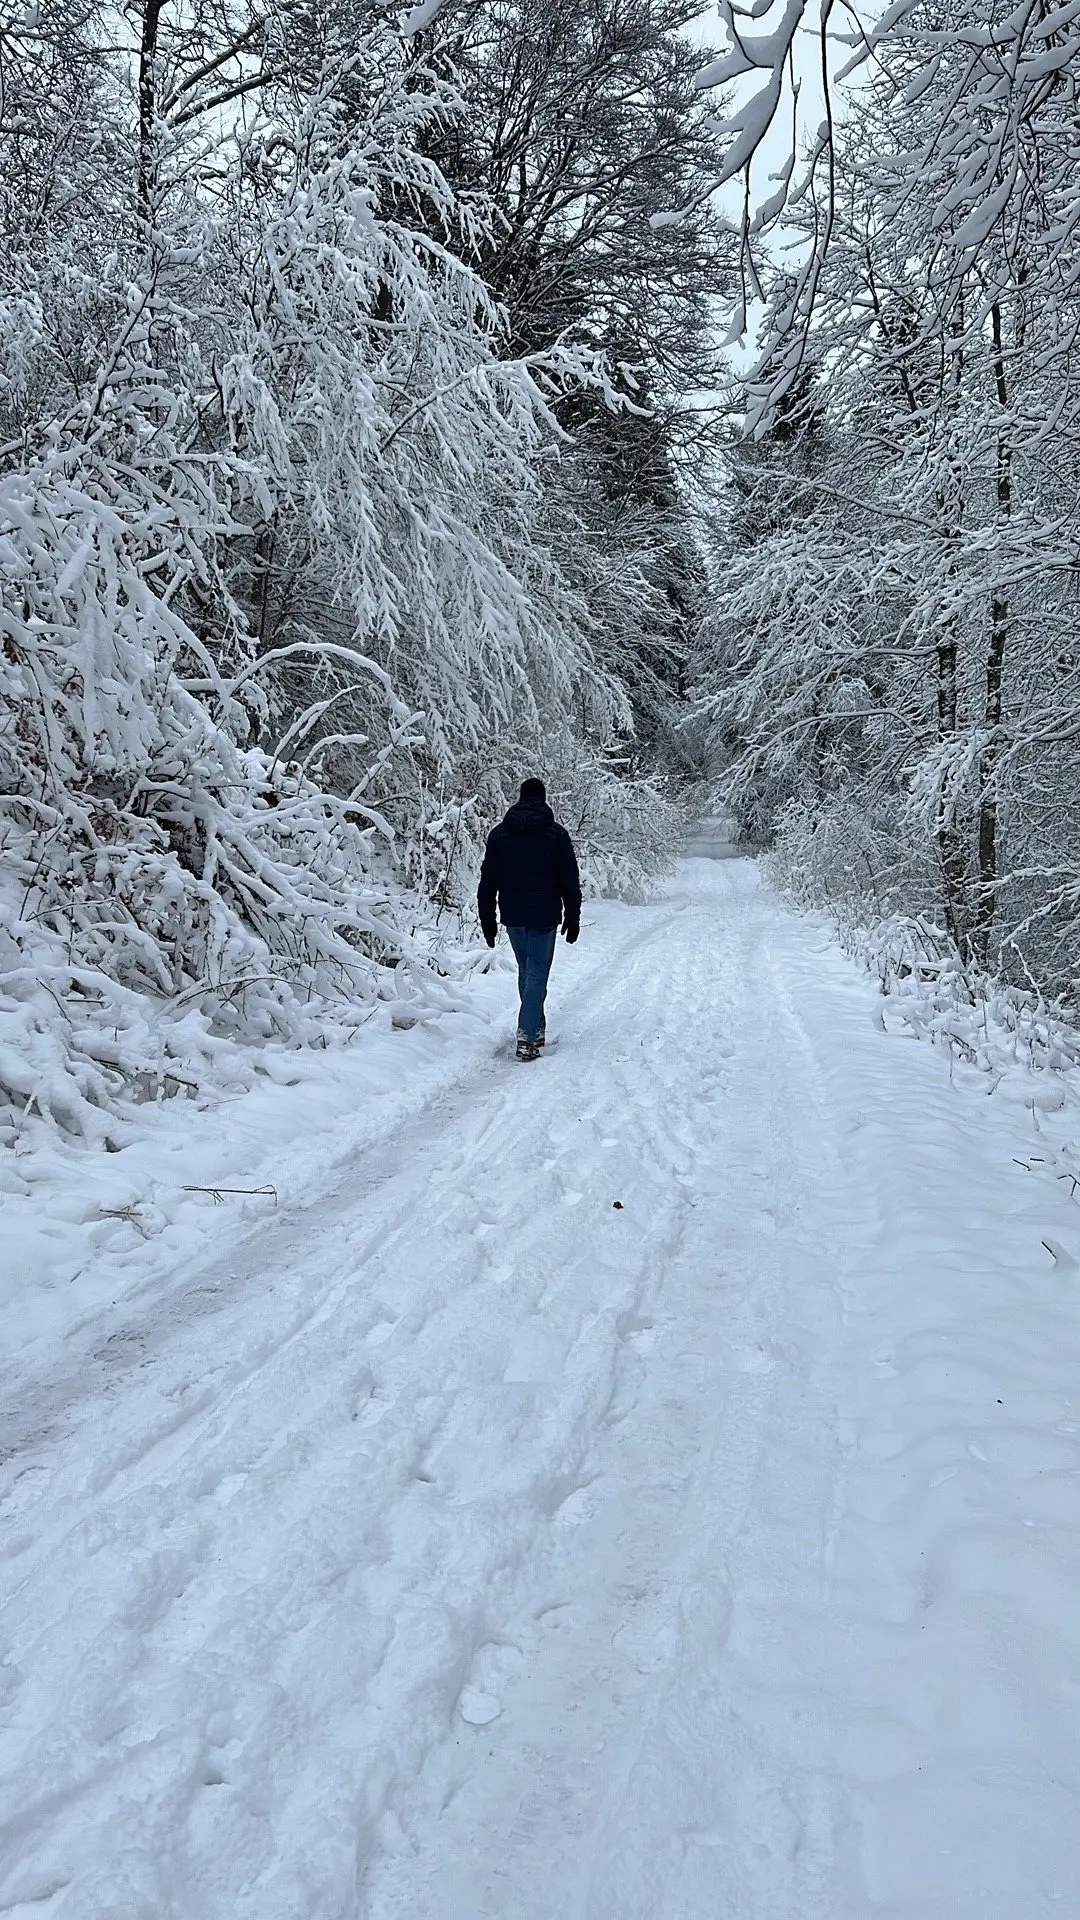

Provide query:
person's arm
left=558, top=830, right=582, bottom=942
left=477, top=833, right=499, bottom=946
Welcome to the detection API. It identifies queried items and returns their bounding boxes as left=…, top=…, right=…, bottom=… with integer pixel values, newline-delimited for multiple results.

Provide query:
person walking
left=478, top=778, right=582, bottom=1061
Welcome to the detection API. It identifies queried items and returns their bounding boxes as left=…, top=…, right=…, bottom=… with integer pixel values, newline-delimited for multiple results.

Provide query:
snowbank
left=0, top=953, right=510, bottom=1361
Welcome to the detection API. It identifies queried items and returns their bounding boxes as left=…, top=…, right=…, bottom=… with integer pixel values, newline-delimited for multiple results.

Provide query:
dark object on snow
left=613, top=1200, right=624, bottom=1210
left=478, top=786, right=581, bottom=946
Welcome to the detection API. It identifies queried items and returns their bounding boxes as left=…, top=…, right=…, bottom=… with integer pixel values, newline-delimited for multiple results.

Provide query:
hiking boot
left=516, top=1037, right=541, bottom=1062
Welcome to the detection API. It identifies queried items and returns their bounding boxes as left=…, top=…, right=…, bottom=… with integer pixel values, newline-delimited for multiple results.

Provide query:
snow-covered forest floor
left=4, top=851, right=1080, bottom=1918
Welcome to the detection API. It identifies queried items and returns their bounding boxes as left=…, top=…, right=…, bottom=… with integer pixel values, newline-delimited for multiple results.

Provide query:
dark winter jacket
left=477, top=801, right=582, bottom=940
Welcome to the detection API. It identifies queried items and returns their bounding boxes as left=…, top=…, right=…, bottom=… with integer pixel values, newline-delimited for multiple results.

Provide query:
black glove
left=482, top=925, right=497, bottom=948
left=563, top=917, right=579, bottom=944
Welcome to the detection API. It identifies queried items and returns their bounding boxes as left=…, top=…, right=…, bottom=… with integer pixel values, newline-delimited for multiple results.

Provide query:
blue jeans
left=506, top=926, right=557, bottom=1043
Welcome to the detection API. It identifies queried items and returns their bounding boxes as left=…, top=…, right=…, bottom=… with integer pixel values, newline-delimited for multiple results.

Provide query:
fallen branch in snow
left=181, top=1184, right=279, bottom=1205
left=95, top=1204, right=154, bottom=1235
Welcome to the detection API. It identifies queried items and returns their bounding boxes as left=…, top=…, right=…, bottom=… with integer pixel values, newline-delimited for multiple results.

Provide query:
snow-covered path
left=4, top=858, right=1080, bottom=1918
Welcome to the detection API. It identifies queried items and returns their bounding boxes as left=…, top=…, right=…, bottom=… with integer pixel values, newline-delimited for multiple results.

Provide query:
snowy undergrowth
left=766, top=841, right=1080, bottom=1212
left=0, top=879, right=478, bottom=1155
left=0, top=941, right=517, bottom=1354
left=860, top=915, right=1080, bottom=1078
left=551, top=749, right=688, bottom=903
left=861, top=915, right=1080, bottom=1212
left=765, top=810, right=1080, bottom=1079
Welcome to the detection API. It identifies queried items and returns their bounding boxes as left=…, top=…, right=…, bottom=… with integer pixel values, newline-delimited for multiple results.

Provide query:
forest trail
left=3, top=858, right=1080, bottom=1919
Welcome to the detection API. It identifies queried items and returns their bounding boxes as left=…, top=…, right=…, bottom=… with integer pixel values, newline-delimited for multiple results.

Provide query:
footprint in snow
left=617, top=1313, right=659, bottom=1352
left=363, top=1316, right=398, bottom=1346
left=552, top=1480, right=600, bottom=1528
left=457, top=1642, right=523, bottom=1727
left=458, top=1687, right=501, bottom=1727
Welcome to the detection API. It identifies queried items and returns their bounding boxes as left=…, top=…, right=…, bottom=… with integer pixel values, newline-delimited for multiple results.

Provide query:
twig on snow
left=181, top=1183, right=278, bottom=1204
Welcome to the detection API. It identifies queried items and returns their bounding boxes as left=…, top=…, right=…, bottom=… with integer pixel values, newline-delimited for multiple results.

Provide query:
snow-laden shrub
left=549, top=753, right=687, bottom=903
left=765, top=795, right=939, bottom=926
left=859, top=916, right=1080, bottom=1078
left=384, top=725, right=687, bottom=928
left=764, top=802, right=1080, bottom=1086
left=0, top=463, right=477, bottom=1145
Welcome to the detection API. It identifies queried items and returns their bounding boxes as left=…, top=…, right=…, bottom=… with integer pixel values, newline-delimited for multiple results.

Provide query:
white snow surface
left=4, top=856, right=1080, bottom=1917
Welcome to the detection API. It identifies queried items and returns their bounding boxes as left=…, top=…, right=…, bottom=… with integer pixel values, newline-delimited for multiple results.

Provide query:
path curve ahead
left=2, top=858, right=1080, bottom=1919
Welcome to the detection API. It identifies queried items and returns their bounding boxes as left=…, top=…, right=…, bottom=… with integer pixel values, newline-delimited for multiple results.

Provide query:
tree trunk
left=138, top=0, right=166, bottom=235
left=973, top=297, right=1012, bottom=968
left=935, top=294, right=973, bottom=955
left=935, top=621, right=970, bottom=951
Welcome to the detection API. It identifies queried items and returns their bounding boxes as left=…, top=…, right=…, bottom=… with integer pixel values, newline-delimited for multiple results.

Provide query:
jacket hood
left=503, top=799, right=555, bottom=834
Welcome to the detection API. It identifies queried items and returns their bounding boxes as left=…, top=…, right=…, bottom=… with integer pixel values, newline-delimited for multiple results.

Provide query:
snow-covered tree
left=0, top=0, right=686, bottom=1145
left=412, top=0, right=729, bottom=763
left=698, top=10, right=1080, bottom=997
